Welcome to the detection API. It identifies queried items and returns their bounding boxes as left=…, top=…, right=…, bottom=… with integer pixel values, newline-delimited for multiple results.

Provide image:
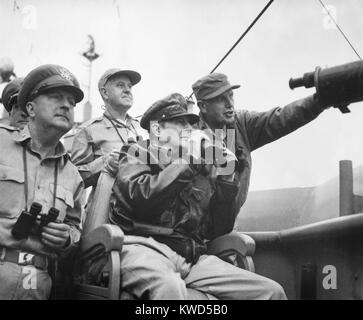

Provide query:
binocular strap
left=22, top=145, right=59, bottom=212
left=103, top=112, right=139, bottom=145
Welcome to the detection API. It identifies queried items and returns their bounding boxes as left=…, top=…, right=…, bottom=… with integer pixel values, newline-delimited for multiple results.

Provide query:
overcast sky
left=1, top=0, right=363, bottom=191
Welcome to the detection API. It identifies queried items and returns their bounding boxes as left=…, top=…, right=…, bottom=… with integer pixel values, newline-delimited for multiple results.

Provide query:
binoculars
left=12, top=203, right=60, bottom=240
left=125, top=132, right=239, bottom=175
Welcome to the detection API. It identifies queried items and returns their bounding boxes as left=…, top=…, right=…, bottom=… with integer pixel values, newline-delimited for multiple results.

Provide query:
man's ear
left=197, top=100, right=207, bottom=113
left=150, top=121, right=161, bottom=137
left=25, top=101, right=36, bottom=118
left=100, top=87, right=108, bottom=101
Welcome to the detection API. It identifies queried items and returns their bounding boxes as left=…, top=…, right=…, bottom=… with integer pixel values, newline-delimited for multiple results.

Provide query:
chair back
left=82, top=171, right=116, bottom=235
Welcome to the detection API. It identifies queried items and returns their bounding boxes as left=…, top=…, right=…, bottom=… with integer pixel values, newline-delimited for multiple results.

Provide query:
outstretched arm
left=243, top=94, right=325, bottom=151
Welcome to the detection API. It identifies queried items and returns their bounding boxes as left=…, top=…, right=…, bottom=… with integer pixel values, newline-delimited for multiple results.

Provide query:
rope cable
left=187, top=0, right=275, bottom=100
left=318, top=0, right=361, bottom=60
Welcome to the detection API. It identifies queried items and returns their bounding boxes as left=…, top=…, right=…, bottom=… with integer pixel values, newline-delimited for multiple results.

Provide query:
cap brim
left=106, top=70, right=141, bottom=86
left=38, top=84, right=84, bottom=103
left=141, top=112, right=199, bottom=130
left=160, top=113, right=199, bottom=124
left=161, top=113, right=200, bottom=125
left=202, top=84, right=240, bottom=101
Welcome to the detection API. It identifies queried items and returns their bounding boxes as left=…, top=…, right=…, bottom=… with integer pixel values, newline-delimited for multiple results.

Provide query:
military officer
left=108, top=93, right=286, bottom=300
left=192, top=73, right=329, bottom=217
left=0, top=64, right=84, bottom=299
left=71, top=68, right=147, bottom=187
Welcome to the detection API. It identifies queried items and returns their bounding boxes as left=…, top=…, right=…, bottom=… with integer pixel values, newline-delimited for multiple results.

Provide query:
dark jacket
left=196, top=94, right=325, bottom=216
left=109, top=142, right=239, bottom=262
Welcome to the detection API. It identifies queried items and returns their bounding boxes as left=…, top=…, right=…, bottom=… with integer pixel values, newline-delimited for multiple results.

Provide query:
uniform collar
left=13, top=125, right=69, bottom=163
left=103, top=112, right=136, bottom=128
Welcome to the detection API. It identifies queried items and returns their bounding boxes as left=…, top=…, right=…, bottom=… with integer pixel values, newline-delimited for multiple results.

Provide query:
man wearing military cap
left=1, top=77, right=29, bottom=129
left=107, top=92, right=286, bottom=300
left=192, top=72, right=329, bottom=219
left=0, top=64, right=84, bottom=299
left=71, top=69, right=147, bottom=229
left=71, top=68, right=146, bottom=186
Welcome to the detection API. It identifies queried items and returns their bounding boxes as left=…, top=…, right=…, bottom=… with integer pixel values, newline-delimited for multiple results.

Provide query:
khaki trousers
left=0, top=261, right=52, bottom=300
left=120, top=235, right=287, bottom=300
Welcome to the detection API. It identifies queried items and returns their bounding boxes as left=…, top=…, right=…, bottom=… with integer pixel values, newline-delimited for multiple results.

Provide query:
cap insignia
left=58, top=67, right=73, bottom=81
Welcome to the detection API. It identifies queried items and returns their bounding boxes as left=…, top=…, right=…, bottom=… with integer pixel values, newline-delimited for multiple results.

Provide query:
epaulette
left=78, top=116, right=104, bottom=129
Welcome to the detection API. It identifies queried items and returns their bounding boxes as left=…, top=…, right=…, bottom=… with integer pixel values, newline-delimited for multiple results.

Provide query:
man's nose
left=183, top=122, right=192, bottom=130
left=61, top=98, right=74, bottom=109
left=225, top=96, right=234, bottom=109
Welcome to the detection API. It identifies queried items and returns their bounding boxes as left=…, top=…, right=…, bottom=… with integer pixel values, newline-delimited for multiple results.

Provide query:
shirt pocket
left=49, top=183, right=74, bottom=221
left=0, top=165, right=25, bottom=218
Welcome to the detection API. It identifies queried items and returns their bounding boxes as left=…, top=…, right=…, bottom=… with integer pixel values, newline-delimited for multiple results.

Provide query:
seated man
left=108, top=93, right=286, bottom=300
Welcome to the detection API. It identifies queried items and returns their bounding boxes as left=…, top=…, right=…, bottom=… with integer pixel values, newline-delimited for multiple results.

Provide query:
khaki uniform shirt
left=71, top=113, right=147, bottom=188
left=0, top=124, right=84, bottom=257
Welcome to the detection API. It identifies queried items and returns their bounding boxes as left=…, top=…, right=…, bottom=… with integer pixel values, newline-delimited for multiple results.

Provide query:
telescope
left=289, top=60, right=363, bottom=113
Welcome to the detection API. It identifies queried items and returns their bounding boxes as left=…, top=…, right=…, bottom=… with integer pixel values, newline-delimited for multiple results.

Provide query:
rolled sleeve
left=60, top=178, right=84, bottom=254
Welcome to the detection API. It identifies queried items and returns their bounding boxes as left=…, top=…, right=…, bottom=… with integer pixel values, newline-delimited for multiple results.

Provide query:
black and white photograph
left=0, top=0, right=363, bottom=308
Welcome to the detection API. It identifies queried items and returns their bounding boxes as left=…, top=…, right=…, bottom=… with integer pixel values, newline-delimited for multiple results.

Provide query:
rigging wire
left=135, top=1, right=275, bottom=118
left=210, top=0, right=274, bottom=74
left=187, top=0, right=275, bottom=100
left=318, top=0, right=361, bottom=60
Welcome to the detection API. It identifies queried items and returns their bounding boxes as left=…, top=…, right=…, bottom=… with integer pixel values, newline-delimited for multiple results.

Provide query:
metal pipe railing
left=339, top=160, right=354, bottom=216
